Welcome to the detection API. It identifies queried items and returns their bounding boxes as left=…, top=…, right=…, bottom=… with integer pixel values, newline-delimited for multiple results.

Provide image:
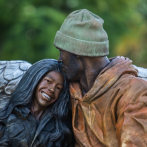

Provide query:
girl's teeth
left=42, top=92, right=50, bottom=99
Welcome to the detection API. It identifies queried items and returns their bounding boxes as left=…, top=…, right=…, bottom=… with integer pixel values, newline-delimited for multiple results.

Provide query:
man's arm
left=116, top=97, right=147, bottom=147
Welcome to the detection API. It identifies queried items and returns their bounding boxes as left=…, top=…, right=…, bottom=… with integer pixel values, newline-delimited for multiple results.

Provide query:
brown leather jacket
left=70, top=57, right=147, bottom=147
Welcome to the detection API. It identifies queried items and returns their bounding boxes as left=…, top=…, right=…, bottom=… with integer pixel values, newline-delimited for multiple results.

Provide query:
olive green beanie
left=54, top=9, right=109, bottom=56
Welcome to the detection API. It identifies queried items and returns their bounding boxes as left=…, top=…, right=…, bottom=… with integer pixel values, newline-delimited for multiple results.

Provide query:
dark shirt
left=0, top=106, right=71, bottom=147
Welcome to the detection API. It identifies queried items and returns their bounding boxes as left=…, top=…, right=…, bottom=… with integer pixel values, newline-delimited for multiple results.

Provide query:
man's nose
left=58, top=56, right=62, bottom=63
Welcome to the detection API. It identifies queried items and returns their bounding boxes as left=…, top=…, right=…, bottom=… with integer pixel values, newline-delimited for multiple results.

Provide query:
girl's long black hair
left=0, top=59, right=73, bottom=146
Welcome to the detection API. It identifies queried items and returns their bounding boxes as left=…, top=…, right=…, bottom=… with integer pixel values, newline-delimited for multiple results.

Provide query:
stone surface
left=0, top=60, right=32, bottom=109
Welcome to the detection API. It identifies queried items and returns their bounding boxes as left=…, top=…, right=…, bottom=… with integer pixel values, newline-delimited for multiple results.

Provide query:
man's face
left=58, top=49, right=81, bottom=81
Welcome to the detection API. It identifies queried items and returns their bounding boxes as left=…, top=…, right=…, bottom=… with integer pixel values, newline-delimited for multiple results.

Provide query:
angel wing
left=0, top=60, right=32, bottom=109
left=133, top=65, right=147, bottom=81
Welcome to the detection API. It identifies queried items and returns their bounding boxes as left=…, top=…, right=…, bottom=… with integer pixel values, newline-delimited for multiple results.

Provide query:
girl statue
left=0, top=59, right=73, bottom=147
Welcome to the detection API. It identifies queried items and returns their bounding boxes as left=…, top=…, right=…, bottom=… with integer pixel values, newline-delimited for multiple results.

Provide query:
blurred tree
left=115, top=0, right=147, bottom=67
left=0, top=0, right=66, bottom=63
left=0, top=0, right=146, bottom=66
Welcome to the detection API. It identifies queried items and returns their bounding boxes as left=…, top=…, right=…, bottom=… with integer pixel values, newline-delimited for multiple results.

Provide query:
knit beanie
left=54, top=9, right=109, bottom=56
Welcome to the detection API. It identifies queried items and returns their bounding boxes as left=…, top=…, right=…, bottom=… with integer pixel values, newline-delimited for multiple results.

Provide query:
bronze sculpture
left=54, top=9, right=147, bottom=147
left=0, top=59, right=73, bottom=147
left=0, top=9, right=147, bottom=147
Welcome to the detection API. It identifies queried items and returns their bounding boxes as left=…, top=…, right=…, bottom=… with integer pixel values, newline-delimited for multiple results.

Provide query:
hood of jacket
left=70, top=57, right=138, bottom=103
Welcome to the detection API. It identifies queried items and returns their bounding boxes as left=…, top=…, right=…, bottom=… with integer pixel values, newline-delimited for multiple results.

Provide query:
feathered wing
left=133, top=65, right=147, bottom=81
left=0, top=61, right=32, bottom=109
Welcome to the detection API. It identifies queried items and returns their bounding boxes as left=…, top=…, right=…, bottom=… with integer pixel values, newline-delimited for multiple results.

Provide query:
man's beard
left=65, top=58, right=80, bottom=82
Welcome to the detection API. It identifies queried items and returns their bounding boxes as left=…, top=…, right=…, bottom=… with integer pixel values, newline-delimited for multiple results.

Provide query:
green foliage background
left=0, top=0, right=147, bottom=67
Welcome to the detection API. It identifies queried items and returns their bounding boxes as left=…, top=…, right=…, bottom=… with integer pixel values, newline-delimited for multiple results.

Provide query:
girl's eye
left=46, top=79, right=51, bottom=83
left=57, top=86, right=63, bottom=90
left=57, top=87, right=60, bottom=90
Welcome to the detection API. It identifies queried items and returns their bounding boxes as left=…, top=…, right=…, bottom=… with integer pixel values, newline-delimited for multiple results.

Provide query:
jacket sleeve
left=0, top=122, right=10, bottom=147
left=116, top=100, right=147, bottom=147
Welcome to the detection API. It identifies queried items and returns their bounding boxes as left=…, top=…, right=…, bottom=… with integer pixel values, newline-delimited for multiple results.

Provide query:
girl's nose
left=48, top=85, right=55, bottom=93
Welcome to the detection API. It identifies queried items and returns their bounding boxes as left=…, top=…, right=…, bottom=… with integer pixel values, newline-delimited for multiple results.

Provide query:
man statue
left=54, top=9, right=147, bottom=147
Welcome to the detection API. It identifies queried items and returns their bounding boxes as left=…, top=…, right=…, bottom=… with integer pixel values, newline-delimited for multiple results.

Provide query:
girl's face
left=34, top=71, right=64, bottom=108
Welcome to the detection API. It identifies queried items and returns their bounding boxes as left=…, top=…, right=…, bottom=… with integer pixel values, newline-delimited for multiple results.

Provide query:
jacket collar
left=13, top=106, right=30, bottom=119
